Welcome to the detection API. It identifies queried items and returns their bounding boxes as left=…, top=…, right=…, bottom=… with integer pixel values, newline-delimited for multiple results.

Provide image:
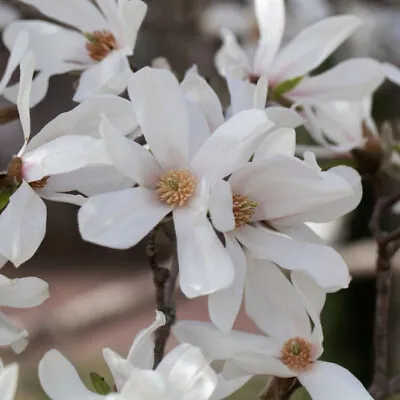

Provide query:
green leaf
left=89, top=372, right=112, bottom=395
left=273, top=76, right=303, bottom=97
left=0, top=191, right=12, bottom=211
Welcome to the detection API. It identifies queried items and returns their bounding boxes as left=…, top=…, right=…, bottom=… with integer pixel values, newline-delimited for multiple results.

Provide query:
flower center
left=157, top=170, right=197, bottom=208
left=232, top=194, right=258, bottom=228
left=85, top=30, right=117, bottom=62
left=5, top=156, right=48, bottom=190
left=281, top=337, right=313, bottom=373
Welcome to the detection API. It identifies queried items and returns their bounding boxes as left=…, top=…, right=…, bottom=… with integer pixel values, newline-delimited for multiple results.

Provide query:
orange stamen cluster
left=281, top=337, right=313, bottom=373
left=85, top=30, right=117, bottom=61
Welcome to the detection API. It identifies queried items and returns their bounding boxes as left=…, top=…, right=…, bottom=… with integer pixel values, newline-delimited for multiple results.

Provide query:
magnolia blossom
left=0, top=361, right=18, bottom=400
left=216, top=0, right=384, bottom=104
left=39, top=312, right=218, bottom=400
left=3, top=0, right=147, bottom=104
left=174, top=267, right=373, bottom=400
left=0, top=274, right=49, bottom=353
left=78, top=67, right=272, bottom=298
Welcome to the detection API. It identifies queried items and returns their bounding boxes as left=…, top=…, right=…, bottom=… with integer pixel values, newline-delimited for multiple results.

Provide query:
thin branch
left=259, top=377, right=300, bottom=400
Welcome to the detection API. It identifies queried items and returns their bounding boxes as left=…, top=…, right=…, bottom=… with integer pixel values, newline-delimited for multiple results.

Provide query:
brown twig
left=259, top=377, right=300, bottom=400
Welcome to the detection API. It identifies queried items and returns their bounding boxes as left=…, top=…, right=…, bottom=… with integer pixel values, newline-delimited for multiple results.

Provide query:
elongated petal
left=191, top=109, right=272, bottom=181
left=210, top=374, right=250, bottom=400
left=253, top=75, right=268, bottom=109
left=119, top=369, right=166, bottom=400
left=79, top=187, right=170, bottom=249
left=0, top=364, right=18, bottom=400
left=173, top=321, right=273, bottom=360
left=182, top=66, right=224, bottom=132
left=0, top=31, right=29, bottom=94
left=102, top=348, right=133, bottom=392
left=0, top=276, right=49, bottom=308
left=236, top=225, right=351, bottom=291
left=253, top=0, right=285, bottom=72
left=39, top=350, right=103, bottom=400
left=27, top=95, right=138, bottom=152
left=38, top=190, right=86, bottom=207
left=384, top=62, right=400, bottom=86
left=208, top=235, right=247, bottom=333
left=73, top=51, right=131, bottom=102
left=227, top=76, right=256, bottom=115
left=0, top=183, right=46, bottom=267
left=209, top=180, right=234, bottom=233
left=299, top=361, right=373, bottom=400
left=254, top=128, right=296, bottom=160
left=22, top=136, right=109, bottom=182
left=0, top=313, right=28, bottom=352
left=99, top=114, right=163, bottom=187
left=128, top=67, right=190, bottom=170
left=119, top=0, right=147, bottom=52
left=271, top=15, right=361, bottom=81
left=20, top=0, right=107, bottom=32
left=265, top=107, right=304, bottom=129
left=288, top=58, right=384, bottom=103
left=173, top=208, right=234, bottom=297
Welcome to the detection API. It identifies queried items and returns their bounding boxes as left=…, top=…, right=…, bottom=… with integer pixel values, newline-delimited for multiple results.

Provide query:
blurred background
left=1, top=0, right=400, bottom=398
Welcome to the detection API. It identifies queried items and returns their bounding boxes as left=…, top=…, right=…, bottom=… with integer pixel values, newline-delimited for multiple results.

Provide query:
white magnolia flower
left=0, top=274, right=49, bottom=353
left=216, top=0, right=384, bottom=104
left=0, top=361, right=18, bottom=400
left=78, top=67, right=271, bottom=298
left=39, top=312, right=218, bottom=400
left=174, top=268, right=373, bottom=400
left=3, top=0, right=147, bottom=104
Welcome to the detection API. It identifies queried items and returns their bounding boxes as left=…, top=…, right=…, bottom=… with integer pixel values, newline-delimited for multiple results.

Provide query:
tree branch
left=259, top=377, right=300, bottom=400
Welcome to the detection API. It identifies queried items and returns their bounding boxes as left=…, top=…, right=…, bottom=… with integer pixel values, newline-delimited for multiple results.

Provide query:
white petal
left=73, top=51, right=131, bottom=102
left=253, top=75, right=268, bottom=109
left=38, top=190, right=86, bottom=206
left=271, top=15, right=361, bottom=81
left=78, top=188, right=169, bottom=249
left=27, top=95, right=138, bottom=152
left=245, top=258, right=310, bottom=341
left=20, top=0, right=107, bottom=32
left=288, top=58, right=384, bottom=103
left=227, top=76, right=256, bottom=115
left=173, top=208, right=234, bottom=297
left=215, top=29, right=250, bottom=79
left=191, top=109, right=272, bottom=181
left=120, top=369, right=166, bottom=400
left=253, top=0, right=285, bottom=72
left=0, top=255, right=7, bottom=269
left=236, top=225, right=351, bottom=291
left=383, top=62, right=400, bottom=86
left=99, top=114, right=163, bottom=187
left=299, top=361, right=373, bottom=400
left=254, top=128, right=296, bottom=160
left=0, top=183, right=46, bottom=267
left=208, top=235, right=247, bottom=333
left=127, top=311, right=166, bottom=369
left=173, top=321, right=273, bottom=360
left=0, top=364, right=18, bottom=400
left=182, top=65, right=224, bottom=132
left=39, top=349, right=103, bottom=400
left=210, top=374, right=250, bottom=400
left=0, top=313, right=28, bottom=351
left=209, top=180, right=234, bottom=233
left=265, top=107, right=304, bottom=129
left=0, top=276, right=49, bottom=308
left=128, top=67, right=190, bottom=170
left=22, top=136, right=109, bottom=182
left=0, top=31, right=29, bottom=94
left=102, top=348, right=133, bottom=392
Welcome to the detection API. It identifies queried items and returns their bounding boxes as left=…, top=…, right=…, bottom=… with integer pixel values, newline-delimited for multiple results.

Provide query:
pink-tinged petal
left=22, top=135, right=109, bottom=182
left=254, top=128, right=296, bottom=160
left=0, top=31, right=29, bottom=94
left=73, top=51, right=131, bottom=102
left=0, top=182, right=46, bottom=267
left=20, top=0, right=107, bottom=32
left=3, top=21, right=90, bottom=70
left=271, top=15, right=361, bottom=81
left=118, top=0, right=148, bottom=52
left=0, top=364, right=18, bottom=400
left=236, top=225, right=351, bottom=291
left=39, top=350, right=103, bottom=400
left=0, top=313, right=28, bottom=351
left=27, top=95, right=138, bottom=151
left=78, top=187, right=170, bottom=249
left=288, top=58, right=384, bottom=103
left=210, top=374, right=250, bottom=400
left=173, top=321, right=273, bottom=360
left=128, top=67, right=190, bottom=170
left=182, top=66, right=224, bottom=132
left=208, top=234, right=247, bottom=333
left=215, top=29, right=251, bottom=79
left=253, top=0, right=285, bottom=73
left=245, top=258, right=310, bottom=342
left=99, top=114, right=163, bottom=187
left=265, top=107, right=304, bottom=129
left=0, top=275, right=49, bottom=308
left=191, top=109, right=272, bottom=181
left=209, top=180, right=234, bottom=233
left=299, top=361, right=373, bottom=400
left=173, top=208, right=234, bottom=297
left=227, top=76, right=255, bottom=115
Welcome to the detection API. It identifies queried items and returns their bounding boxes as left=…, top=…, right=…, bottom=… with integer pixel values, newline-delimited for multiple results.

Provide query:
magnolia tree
left=1, top=0, right=400, bottom=399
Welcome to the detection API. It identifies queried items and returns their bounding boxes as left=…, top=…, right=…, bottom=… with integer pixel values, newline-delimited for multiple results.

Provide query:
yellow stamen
left=281, top=337, right=313, bottom=373
left=232, top=193, right=258, bottom=228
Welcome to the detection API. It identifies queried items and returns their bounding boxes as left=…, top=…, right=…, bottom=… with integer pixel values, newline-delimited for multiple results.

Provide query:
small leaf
left=89, top=372, right=112, bottom=395
left=273, top=76, right=303, bottom=97
left=0, top=191, right=12, bottom=211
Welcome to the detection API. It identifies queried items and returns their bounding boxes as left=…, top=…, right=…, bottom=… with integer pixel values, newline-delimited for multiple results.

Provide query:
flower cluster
left=0, top=0, right=399, bottom=399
